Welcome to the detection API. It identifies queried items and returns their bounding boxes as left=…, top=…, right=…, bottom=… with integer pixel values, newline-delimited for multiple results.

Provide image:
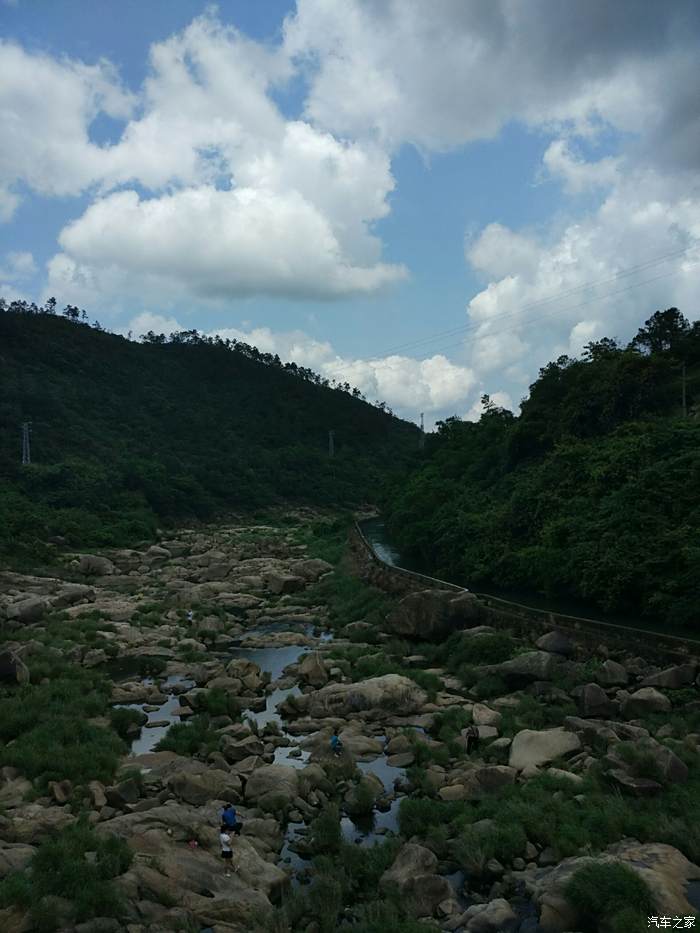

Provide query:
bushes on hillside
left=0, top=304, right=419, bottom=564
left=385, top=310, right=700, bottom=629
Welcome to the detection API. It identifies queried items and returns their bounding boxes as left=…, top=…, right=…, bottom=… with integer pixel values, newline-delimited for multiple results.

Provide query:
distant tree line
left=0, top=296, right=394, bottom=416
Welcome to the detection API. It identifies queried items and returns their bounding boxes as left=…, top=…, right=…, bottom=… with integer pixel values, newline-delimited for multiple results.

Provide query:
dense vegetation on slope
left=0, top=302, right=419, bottom=562
left=385, top=309, right=700, bottom=629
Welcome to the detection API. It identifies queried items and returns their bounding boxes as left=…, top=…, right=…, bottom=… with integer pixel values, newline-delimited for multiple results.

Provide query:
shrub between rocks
left=109, top=705, right=147, bottom=740
left=498, top=694, right=578, bottom=735
left=155, top=714, right=220, bottom=757
left=0, top=819, right=132, bottom=931
left=565, top=861, right=654, bottom=933
left=278, top=835, right=404, bottom=933
left=290, top=516, right=350, bottom=565
left=0, top=665, right=126, bottom=789
left=195, top=686, right=241, bottom=719
left=436, top=631, right=517, bottom=668
left=457, top=667, right=508, bottom=697
left=614, top=741, right=665, bottom=783
left=398, top=767, right=700, bottom=863
left=298, top=562, right=391, bottom=634
left=432, top=706, right=473, bottom=743
left=308, top=803, right=343, bottom=855
left=453, top=822, right=529, bottom=875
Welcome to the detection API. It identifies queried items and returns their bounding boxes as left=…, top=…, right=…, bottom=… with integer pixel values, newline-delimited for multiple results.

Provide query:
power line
left=377, top=239, right=700, bottom=358
left=327, top=238, right=700, bottom=372
left=411, top=267, right=683, bottom=361
left=321, top=239, right=700, bottom=379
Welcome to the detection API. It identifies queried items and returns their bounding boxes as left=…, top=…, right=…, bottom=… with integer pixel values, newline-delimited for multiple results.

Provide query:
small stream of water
left=115, top=621, right=471, bottom=907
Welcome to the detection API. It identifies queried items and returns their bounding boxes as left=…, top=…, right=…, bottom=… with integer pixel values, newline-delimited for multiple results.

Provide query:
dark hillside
left=0, top=305, right=419, bottom=561
left=385, top=309, right=700, bottom=630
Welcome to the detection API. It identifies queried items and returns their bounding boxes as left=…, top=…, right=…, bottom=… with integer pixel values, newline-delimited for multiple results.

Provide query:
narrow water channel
left=114, top=619, right=473, bottom=907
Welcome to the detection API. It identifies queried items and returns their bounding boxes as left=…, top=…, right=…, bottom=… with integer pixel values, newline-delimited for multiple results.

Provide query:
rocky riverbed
left=1, top=516, right=699, bottom=932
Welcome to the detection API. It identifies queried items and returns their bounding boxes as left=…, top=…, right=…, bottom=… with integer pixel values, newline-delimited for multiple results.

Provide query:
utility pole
left=21, top=421, right=31, bottom=465
left=419, top=412, right=425, bottom=450
left=328, top=429, right=335, bottom=458
left=682, top=361, right=687, bottom=418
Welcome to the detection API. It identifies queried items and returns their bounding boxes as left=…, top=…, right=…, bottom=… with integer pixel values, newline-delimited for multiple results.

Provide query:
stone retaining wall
left=350, top=522, right=700, bottom=665
left=348, top=524, right=462, bottom=597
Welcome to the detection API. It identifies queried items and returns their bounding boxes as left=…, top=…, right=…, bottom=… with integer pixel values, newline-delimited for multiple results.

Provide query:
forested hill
left=385, top=309, right=700, bottom=630
left=0, top=304, right=419, bottom=562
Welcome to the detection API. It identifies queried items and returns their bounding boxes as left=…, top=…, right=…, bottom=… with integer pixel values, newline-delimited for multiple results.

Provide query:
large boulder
left=509, top=728, right=581, bottom=771
left=146, top=545, right=171, bottom=561
left=528, top=841, right=700, bottom=933
left=483, top=651, right=560, bottom=687
left=225, top=658, right=265, bottom=693
left=595, top=659, right=629, bottom=687
left=384, top=589, right=482, bottom=640
left=621, top=687, right=672, bottom=719
left=606, top=737, right=688, bottom=786
left=51, top=584, right=96, bottom=609
left=289, top=558, right=334, bottom=582
left=104, top=777, right=141, bottom=809
left=343, top=621, right=373, bottom=639
left=0, top=776, right=33, bottom=809
left=576, top=682, right=616, bottom=718
left=439, top=765, right=516, bottom=801
left=380, top=843, right=453, bottom=918
left=464, top=898, right=518, bottom=933
left=641, top=664, right=697, bottom=689
left=563, top=715, right=649, bottom=746
left=244, top=765, right=299, bottom=810
left=0, top=803, right=75, bottom=844
left=298, top=651, right=329, bottom=688
left=264, top=572, right=304, bottom=595
left=291, top=674, right=428, bottom=719
left=220, top=734, right=265, bottom=764
left=82, top=648, right=107, bottom=668
left=535, top=631, right=575, bottom=657
left=0, top=842, right=34, bottom=880
left=107, top=825, right=286, bottom=930
left=5, top=596, right=48, bottom=624
left=333, top=729, right=383, bottom=759
left=75, top=554, right=116, bottom=576
left=166, top=769, right=242, bottom=806
left=472, top=704, right=502, bottom=728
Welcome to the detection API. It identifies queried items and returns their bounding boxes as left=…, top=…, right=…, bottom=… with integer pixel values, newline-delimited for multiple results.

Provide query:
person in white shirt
left=220, top=824, right=236, bottom=876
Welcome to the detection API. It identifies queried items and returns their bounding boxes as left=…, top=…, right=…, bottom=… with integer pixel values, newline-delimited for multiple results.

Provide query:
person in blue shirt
left=220, top=803, right=242, bottom=835
left=330, top=727, right=344, bottom=756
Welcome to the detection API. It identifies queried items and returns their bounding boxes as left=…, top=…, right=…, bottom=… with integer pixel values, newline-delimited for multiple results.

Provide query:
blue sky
left=1, top=1, right=699, bottom=422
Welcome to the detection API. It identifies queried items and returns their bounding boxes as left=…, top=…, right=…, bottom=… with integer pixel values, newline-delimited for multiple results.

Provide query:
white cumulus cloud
left=464, top=166, right=700, bottom=402
left=0, top=40, right=134, bottom=206
left=32, top=13, right=404, bottom=308
left=542, top=140, right=621, bottom=194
